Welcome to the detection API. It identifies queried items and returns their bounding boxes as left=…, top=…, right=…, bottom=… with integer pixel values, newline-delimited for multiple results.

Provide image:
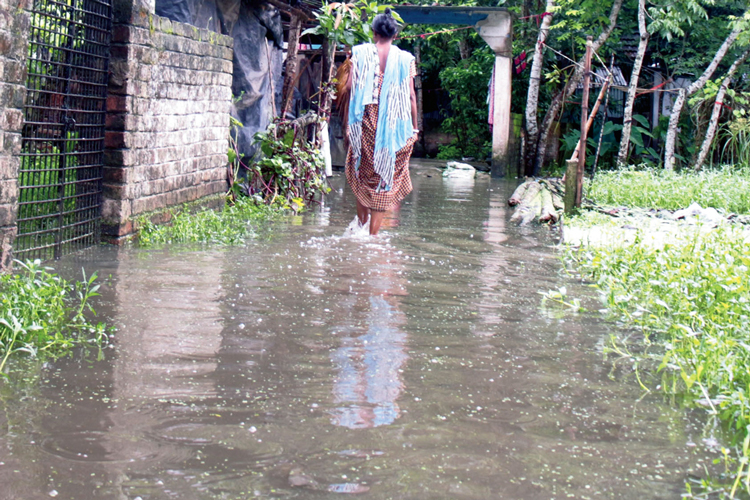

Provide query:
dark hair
left=372, top=8, right=398, bottom=39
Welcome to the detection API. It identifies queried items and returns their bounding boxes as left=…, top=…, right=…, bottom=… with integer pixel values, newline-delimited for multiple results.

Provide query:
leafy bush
left=437, top=44, right=494, bottom=160
left=137, top=196, right=280, bottom=247
left=234, top=117, right=329, bottom=209
left=0, top=260, right=106, bottom=373
left=302, top=1, right=392, bottom=47
left=586, top=166, right=750, bottom=214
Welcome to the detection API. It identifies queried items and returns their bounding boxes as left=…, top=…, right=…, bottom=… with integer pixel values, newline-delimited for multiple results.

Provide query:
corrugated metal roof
left=579, top=66, right=628, bottom=88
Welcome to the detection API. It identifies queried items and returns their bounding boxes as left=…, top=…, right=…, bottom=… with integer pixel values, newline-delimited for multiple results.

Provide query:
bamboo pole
left=281, top=13, right=303, bottom=117
left=592, top=55, right=615, bottom=177
left=415, top=42, right=424, bottom=152
left=570, top=73, right=611, bottom=160
left=575, top=37, right=593, bottom=209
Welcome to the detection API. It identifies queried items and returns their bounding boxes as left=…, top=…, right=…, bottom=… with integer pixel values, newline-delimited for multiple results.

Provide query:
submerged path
left=0, top=164, right=715, bottom=499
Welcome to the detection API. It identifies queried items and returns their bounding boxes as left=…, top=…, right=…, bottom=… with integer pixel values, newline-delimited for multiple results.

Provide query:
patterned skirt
left=345, top=102, right=415, bottom=212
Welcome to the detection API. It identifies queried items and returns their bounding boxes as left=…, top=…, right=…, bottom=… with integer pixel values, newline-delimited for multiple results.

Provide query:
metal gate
left=16, top=0, right=113, bottom=261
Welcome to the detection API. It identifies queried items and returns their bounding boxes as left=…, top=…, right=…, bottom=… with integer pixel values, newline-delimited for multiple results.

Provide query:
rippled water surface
left=1, top=165, right=717, bottom=499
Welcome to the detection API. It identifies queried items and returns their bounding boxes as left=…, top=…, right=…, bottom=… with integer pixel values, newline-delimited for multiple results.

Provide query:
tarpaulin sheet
left=156, top=0, right=285, bottom=159
left=155, top=0, right=221, bottom=33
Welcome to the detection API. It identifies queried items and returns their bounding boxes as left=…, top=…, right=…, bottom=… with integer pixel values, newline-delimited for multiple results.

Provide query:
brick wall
left=103, top=12, right=234, bottom=239
left=0, top=0, right=29, bottom=270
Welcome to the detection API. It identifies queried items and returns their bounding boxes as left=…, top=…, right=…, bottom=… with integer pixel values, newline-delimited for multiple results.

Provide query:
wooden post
left=575, top=36, right=593, bottom=208
left=281, top=13, right=302, bottom=117
left=415, top=42, right=424, bottom=152
left=564, top=159, right=578, bottom=214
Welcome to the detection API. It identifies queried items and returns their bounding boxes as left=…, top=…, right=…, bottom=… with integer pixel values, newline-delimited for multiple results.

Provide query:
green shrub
left=587, top=166, right=750, bottom=214
left=438, top=45, right=494, bottom=161
left=137, top=196, right=280, bottom=247
left=239, top=118, right=329, bottom=207
left=0, top=260, right=106, bottom=374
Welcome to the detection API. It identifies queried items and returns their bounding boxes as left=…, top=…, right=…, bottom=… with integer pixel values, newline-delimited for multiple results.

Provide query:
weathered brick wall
left=103, top=13, right=234, bottom=239
left=0, top=0, right=29, bottom=269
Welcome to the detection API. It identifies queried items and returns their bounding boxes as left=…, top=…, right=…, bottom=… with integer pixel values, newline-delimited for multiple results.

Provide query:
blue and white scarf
left=348, top=43, right=414, bottom=192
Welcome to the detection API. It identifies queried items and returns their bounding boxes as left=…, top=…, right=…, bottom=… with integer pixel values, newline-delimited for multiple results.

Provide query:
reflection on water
left=331, top=293, right=407, bottom=429
left=0, top=164, right=723, bottom=499
left=329, top=240, right=408, bottom=430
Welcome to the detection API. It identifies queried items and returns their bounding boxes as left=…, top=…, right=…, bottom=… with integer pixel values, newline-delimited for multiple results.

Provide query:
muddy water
left=1, top=166, right=717, bottom=499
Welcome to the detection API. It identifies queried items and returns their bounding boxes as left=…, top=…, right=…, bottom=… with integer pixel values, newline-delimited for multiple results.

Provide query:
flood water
left=1, top=164, right=719, bottom=499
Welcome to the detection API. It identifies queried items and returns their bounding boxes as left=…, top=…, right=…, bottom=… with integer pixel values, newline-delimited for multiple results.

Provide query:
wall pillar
left=476, top=12, right=513, bottom=178
left=0, top=0, right=30, bottom=271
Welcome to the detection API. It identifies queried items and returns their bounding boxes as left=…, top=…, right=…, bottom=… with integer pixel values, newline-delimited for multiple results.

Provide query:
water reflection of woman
left=345, top=8, right=419, bottom=236
left=330, top=250, right=408, bottom=429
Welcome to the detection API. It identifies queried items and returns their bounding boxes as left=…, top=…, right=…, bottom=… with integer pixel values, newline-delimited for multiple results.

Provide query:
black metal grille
left=17, top=0, right=112, bottom=261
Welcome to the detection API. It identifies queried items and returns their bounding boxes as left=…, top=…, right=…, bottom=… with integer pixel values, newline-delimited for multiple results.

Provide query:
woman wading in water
left=345, top=8, right=419, bottom=236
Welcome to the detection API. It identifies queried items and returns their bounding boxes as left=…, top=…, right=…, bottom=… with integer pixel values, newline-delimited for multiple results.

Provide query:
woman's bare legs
left=370, top=210, right=386, bottom=235
left=356, top=200, right=370, bottom=226
left=355, top=201, right=387, bottom=236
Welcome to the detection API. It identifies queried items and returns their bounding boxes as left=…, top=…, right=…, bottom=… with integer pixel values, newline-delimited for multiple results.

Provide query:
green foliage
left=691, top=82, right=750, bottom=167
left=549, top=0, right=625, bottom=51
left=648, top=0, right=711, bottom=41
left=561, top=120, right=623, bottom=168
left=566, top=224, right=750, bottom=496
left=437, top=43, right=494, bottom=160
left=0, top=260, right=107, bottom=374
left=586, top=166, right=750, bottom=213
left=302, top=1, right=398, bottom=46
left=436, top=144, right=463, bottom=160
left=716, top=116, right=750, bottom=167
left=137, top=196, right=281, bottom=247
left=241, top=117, right=330, bottom=208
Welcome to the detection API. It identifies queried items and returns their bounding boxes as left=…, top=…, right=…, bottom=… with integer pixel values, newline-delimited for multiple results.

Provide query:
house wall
left=0, top=0, right=29, bottom=270
left=103, top=6, right=234, bottom=240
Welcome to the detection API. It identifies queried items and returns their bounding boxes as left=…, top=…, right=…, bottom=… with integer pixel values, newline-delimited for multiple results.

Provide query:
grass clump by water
left=568, top=226, right=750, bottom=496
left=137, top=196, right=282, bottom=247
left=0, top=260, right=107, bottom=374
left=587, top=167, right=750, bottom=214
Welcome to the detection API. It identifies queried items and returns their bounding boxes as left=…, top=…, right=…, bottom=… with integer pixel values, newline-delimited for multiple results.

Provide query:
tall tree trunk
left=533, top=0, right=624, bottom=176
left=663, top=21, right=745, bottom=170
left=317, top=38, right=337, bottom=140
left=458, top=34, right=470, bottom=61
left=694, top=46, right=750, bottom=171
left=281, top=13, right=303, bottom=117
left=617, top=0, right=649, bottom=167
left=524, top=0, right=555, bottom=176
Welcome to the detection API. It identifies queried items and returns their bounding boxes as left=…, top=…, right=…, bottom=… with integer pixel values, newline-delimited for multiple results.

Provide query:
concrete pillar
left=476, top=12, right=513, bottom=178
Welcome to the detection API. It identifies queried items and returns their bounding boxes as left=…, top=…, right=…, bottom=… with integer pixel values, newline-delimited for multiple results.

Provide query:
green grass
left=137, top=196, right=282, bottom=247
left=586, top=167, right=750, bottom=214
left=567, top=224, right=750, bottom=497
left=0, top=260, right=107, bottom=374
